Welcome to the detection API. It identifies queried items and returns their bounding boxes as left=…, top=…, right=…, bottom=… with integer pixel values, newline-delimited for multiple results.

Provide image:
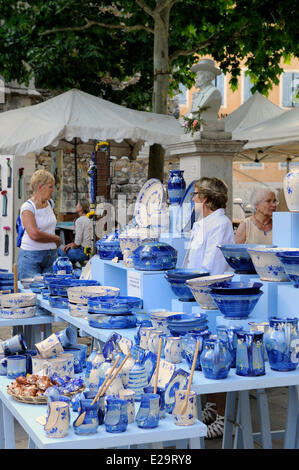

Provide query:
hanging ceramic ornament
left=1, top=190, right=7, bottom=216
left=3, top=226, right=10, bottom=256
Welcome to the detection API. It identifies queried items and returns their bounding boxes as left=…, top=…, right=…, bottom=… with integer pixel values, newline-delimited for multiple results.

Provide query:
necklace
left=254, top=214, right=272, bottom=227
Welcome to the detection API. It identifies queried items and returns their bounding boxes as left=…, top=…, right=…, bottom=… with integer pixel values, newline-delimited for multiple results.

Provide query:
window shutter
left=293, top=73, right=299, bottom=107
left=282, top=72, right=293, bottom=107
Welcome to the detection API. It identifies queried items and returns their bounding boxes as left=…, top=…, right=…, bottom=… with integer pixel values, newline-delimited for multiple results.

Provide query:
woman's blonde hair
left=30, top=169, right=55, bottom=192
left=195, top=177, right=228, bottom=210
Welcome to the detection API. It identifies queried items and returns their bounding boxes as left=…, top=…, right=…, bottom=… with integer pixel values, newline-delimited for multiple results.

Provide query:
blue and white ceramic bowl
left=217, top=244, right=276, bottom=274
left=132, top=241, right=177, bottom=271
left=165, top=269, right=209, bottom=281
left=48, top=296, right=69, bottom=309
left=0, top=292, right=36, bottom=308
left=210, top=282, right=263, bottom=295
left=247, top=247, right=290, bottom=282
left=43, top=274, right=74, bottom=288
left=67, top=286, right=120, bottom=305
left=164, top=276, right=195, bottom=301
left=275, top=250, right=299, bottom=287
left=210, top=291, right=263, bottom=319
left=87, top=313, right=137, bottom=329
left=48, top=279, right=100, bottom=297
left=88, top=296, right=142, bottom=314
left=186, top=274, right=234, bottom=310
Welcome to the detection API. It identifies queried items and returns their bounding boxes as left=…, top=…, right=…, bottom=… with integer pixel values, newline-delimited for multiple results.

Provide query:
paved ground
left=0, top=322, right=289, bottom=450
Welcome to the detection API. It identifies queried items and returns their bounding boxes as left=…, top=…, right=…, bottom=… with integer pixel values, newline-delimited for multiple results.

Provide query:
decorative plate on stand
left=134, top=178, right=165, bottom=227
left=176, top=180, right=196, bottom=233
left=164, top=368, right=189, bottom=413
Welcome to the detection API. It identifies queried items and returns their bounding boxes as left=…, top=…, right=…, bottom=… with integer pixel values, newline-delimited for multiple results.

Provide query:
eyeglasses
left=263, top=199, right=279, bottom=205
left=191, top=192, right=199, bottom=196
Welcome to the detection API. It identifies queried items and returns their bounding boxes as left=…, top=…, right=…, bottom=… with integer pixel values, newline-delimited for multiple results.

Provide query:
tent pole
left=74, top=137, right=78, bottom=204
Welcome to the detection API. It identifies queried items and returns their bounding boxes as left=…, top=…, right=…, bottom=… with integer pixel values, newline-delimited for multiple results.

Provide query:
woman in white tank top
left=17, top=169, right=62, bottom=279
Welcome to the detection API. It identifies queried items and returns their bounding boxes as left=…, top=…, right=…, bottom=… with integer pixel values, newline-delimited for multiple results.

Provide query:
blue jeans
left=17, top=248, right=58, bottom=279
left=58, top=246, right=88, bottom=264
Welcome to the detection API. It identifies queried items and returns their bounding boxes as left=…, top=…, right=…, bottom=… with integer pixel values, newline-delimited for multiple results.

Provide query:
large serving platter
left=134, top=178, right=165, bottom=227
left=176, top=180, right=196, bottom=233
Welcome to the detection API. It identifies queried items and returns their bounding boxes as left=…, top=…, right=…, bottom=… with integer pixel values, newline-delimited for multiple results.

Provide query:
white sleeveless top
left=20, top=200, right=57, bottom=251
left=244, top=217, right=272, bottom=244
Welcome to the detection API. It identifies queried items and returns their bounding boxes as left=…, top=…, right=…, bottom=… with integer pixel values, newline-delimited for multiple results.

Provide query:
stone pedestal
left=166, top=124, right=245, bottom=220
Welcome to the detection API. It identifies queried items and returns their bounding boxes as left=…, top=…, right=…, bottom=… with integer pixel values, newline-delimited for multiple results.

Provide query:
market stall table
left=0, top=376, right=206, bottom=449
left=0, top=313, right=53, bottom=349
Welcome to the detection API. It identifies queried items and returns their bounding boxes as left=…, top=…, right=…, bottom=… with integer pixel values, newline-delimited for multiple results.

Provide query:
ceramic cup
left=173, top=390, right=197, bottom=426
left=119, top=389, right=136, bottom=424
left=144, top=385, right=166, bottom=419
left=6, top=355, right=27, bottom=379
left=44, top=401, right=70, bottom=438
left=136, top=393, right=160, bottom=429
left=2, top=334, right=27, bottom=356
left=55, top=327, right=77, bottom=348
left=35, top=333, right=64, bottom=359
left=104, top=396, right=128, bottom=433
left=139, top=326, right=156, bottom=350
left=23, top=349, right=38, bottom=374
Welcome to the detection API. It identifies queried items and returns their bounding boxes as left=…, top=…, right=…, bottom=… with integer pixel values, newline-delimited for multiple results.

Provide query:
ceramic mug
left=35, top=333, right=64, bottom=359
left=119, top=389, right=136, bottom=424
left=6, top=355, right=27, bottom=379
left=136, top=393, right=160, bottom=429
left=44, top=401, right=70, bottom=438
left=144, top=385, right=166, bottom=419
left=173, top=390, right=197, bottom=426
left=104, top=396, right=128, bottom=433
left=23, top=349, right=38, bottom=374
left=55, top=327, right=77, bottom=348
left=2, top=334, right=27, bottom=356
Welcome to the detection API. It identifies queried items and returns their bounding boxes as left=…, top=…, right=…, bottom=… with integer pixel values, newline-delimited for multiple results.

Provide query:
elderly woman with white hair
left=235, top=187, right=278, bottom=244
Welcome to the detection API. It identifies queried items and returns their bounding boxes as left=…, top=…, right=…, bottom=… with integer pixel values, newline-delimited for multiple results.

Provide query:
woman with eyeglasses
left=182, top=177, right=235, bottom=439
left=183, top=177, right=234, bottom=274
left=235, top=188, right=278, bottom=244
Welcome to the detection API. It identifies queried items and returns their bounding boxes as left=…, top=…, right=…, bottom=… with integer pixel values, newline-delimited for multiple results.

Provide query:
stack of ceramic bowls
left=0, top=271, right=14, bottom=293
left=87, top=295, right=141, bottom=329
left=95, top=230, right=123, bottom=260
left=217, top=244, right=276, bottom=274
left=0, top=292, right=36, bottom=319
left=210, top=282, right=263, bottom=319
left=275, top=250, right=299, bottom=287
left=186, top=274, right=234, bottom=310
left=166, top=312, right=209, bottom=336
left=247, top=247, right=290, bottom=282
left=67, top=286, right=120, bottom=316
left=164, top=270, right=209, bottom=302
left=48, top=279, right=100, bottom=310
left=132, top=241, right=177, bottom=271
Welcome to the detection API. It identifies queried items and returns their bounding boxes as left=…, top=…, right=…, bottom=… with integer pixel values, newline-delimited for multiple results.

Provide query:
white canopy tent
left=0, top=88, right=185, bottom=157
left=224, top=92, right=284, bottom=135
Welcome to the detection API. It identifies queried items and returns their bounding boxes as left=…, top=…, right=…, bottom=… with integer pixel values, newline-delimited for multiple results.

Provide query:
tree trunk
left=147, top=1, right=170, bottom=182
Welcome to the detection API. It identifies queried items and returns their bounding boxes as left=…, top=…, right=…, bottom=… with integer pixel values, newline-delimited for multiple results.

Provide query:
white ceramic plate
left=134, top=178, right=165, bottom=227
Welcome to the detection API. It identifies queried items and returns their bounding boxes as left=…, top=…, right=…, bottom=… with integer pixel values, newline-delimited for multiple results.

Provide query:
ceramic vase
left=264, top=317, right=299, bottom=371
left=104, top=396, right=128, bottom=433
left=173, top=390, right=197, bottom=426
left=127, top=360, right=148, bottom=401
left=52, top=256, right=73, bottom=275
left=136, top=393, right=160, bottom=429
left=164, top=336, right=182, bottom=364
left=139, top=326, right=156, bottom=350
left=147, top=330, right=166, bottom=356
left=235, top=331, right=265, bottom=376
left=45, top=401, right=70, bottom=438
left=167, top=170, right=186, bottom=205
left=283, top=169, right=299, bottom=212
left=216, top=325, right=244, bottom=368
left=200, top=336, right=232, bottom=380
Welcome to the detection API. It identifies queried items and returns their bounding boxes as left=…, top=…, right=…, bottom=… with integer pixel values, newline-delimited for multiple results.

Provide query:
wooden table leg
left=3, top=403, right=15, bottom=449
left=239, top=390, right=254, bottom=449
left=284, top=385, right=299, bottom=449
left=222, top=391, right=237, bottom=449
left=256, top=388, right=272, bottom=449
